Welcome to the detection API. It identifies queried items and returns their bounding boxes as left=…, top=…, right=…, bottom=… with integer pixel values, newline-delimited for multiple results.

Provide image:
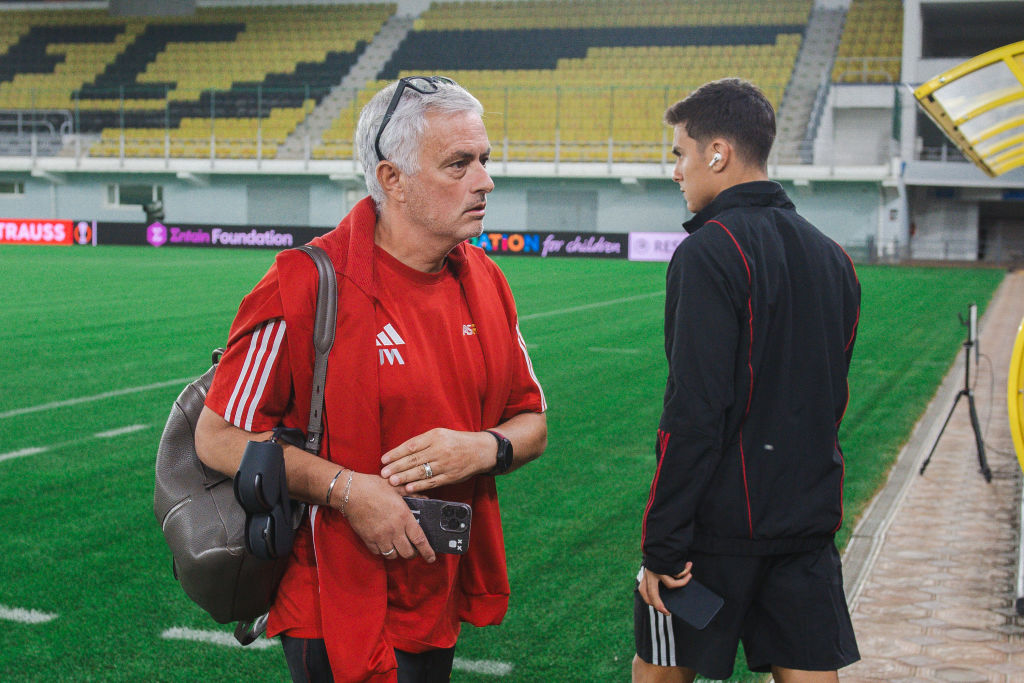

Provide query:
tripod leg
left=966, top=391, right=992, bottom=482
left=919, top=391, right=965, bottom=475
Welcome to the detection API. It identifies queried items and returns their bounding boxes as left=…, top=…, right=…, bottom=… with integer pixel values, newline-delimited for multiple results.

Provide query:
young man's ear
left=706, top=139, right=732, bottom=172
left=376, top=161, right=406, bottom=203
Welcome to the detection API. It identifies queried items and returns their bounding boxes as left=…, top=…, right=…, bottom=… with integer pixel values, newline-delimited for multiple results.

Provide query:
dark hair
left=664, top=78, right=776, bottom=168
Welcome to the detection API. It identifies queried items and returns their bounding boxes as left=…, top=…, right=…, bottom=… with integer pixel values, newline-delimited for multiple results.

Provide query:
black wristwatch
left=485, top=430, right=513, bottom=474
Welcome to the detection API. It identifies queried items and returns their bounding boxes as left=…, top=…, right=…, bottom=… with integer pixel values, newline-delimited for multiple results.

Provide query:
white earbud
left=708, top=152, right=722, bottom=168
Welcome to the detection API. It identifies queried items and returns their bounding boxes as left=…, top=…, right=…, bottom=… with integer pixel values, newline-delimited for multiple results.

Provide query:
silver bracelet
left=339, top=470, right=354, bottom=518
left=325, top=468, right=346, bottom=505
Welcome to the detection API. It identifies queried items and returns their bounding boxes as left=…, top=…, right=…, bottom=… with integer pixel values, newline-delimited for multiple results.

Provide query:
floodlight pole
left=919, top=331, right=991, bottom=482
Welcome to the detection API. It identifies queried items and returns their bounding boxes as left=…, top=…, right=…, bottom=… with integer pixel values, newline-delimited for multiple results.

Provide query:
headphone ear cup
left=246, top=512, right=273, bottom=558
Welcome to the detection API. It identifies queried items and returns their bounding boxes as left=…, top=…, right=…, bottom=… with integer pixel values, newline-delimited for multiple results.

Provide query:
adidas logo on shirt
left=376, top=323, right=406, bottom=366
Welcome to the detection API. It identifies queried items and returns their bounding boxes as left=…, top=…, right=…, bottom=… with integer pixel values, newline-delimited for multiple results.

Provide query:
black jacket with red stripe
left=642, top=181, right=861, bottom=575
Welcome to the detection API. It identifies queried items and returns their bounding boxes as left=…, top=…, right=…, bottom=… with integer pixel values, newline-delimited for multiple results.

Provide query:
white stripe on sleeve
left=224, top=327, right=263, bottom=422
left=232, top=321, right=275, bottom=426
left=515, top=321, right=547, bottom=411
left=244, top=321, right=287, bottom=431
left=224, top=320, right=286, bottom=429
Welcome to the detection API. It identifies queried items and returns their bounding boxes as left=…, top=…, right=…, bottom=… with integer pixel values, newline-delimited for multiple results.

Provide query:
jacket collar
left=683, top=180, right=794, bottom=234
left=339, top=196, right=470, bottom=295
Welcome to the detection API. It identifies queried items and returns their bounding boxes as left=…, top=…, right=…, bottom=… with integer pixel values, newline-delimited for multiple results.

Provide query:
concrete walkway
left=840, top=271, right=1024, bottom=682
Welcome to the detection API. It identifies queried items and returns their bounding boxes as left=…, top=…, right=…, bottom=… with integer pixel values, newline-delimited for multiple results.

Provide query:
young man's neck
left=718, top=164, right=770, bottom=193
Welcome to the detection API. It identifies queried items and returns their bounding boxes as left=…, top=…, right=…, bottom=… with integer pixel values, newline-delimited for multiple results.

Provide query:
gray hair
left=356, top=78, right=484, bottom=208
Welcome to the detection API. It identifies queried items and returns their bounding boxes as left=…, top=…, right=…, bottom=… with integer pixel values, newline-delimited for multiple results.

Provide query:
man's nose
left=474, top=162, right=494, bottom=194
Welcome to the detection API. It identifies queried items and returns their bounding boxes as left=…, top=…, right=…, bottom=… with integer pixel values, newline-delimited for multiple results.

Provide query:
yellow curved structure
left=914, top=40, right=1024, bottom=177
left=1010, top=316, right=1024, bottom=472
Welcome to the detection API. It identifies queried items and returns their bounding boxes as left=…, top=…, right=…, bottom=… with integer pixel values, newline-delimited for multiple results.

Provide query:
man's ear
left=376, top=161, right=406, bottom=203
left=707, top=139, right=733, bottom=172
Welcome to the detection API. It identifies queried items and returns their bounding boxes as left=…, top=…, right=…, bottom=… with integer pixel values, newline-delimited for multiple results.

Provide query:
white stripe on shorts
left=648, top=604, right=677, bottom=666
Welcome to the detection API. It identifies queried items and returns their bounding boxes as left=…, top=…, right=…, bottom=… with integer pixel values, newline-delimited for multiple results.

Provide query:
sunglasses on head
left=374, top=75, right=457, bottom=163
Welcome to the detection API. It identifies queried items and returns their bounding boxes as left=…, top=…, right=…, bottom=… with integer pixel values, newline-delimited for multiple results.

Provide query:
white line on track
left=0, top=604, right=58, bottom=624
left=2, top=293, right=661, bottom=425
left=159, top=627, right=514, bottom=674
left=0, top=377, right=193, bottom=420
left=94, top=424, right=149, bottom=439
left=453, top=657, right=514, bottom=676
left=160, top=627, right=280, bottom=650
left=519, top=291, right=662, bottom=321
left=0, top=446, right=47, bottom=464
left=588, top=346, right=643, bottom=354
left=0, top=424, right=151, bottom=464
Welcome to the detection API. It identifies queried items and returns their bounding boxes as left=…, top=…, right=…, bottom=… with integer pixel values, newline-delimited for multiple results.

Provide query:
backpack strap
left=293, top=245, right=337, bottom=455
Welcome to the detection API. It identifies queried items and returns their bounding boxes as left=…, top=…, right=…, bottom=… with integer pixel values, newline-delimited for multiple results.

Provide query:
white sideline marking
left=453, top=658, right=514, bottom=676
left=160, top=626, right=280, bottom=650
left=0, top=446, right=47, bottom=463
left=519, top=291, right=661, bottom=321
left=0, top=377, right=193, bottom=420
left=158, top=628, right=511, bottom=674
left=0, top=424, right=150, bottom=465
left=0, top=604, right=57, bottom=624
left=94, top=424, right=149, bottom=438
left=588, top=346, right=642, bottom=354
left=1, top=292, right=661, bottom=423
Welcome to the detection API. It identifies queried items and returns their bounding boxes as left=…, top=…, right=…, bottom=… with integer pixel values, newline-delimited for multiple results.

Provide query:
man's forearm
left=491, top=411, right=547, bottom=473
left=194, top=405, right=343, bottom=506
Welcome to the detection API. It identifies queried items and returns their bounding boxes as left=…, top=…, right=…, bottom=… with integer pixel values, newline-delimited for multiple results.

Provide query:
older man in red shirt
left=196, top=76, right=547, bottom=683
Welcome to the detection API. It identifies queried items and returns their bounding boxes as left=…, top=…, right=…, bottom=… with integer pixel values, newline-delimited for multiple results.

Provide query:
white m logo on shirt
left=376, top=323, right=406, bottom=366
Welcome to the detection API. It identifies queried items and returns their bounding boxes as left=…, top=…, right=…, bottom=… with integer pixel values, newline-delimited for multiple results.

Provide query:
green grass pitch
left=0, top=245, right=1005, bottom=681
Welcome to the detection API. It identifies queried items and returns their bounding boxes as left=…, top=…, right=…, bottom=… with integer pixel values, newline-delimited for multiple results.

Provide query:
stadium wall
left=0, top=170, right=887, bottom=258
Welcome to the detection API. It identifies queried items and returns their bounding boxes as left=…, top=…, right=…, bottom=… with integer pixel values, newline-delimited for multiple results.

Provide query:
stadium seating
left=315, top=0, right=809, bottom=163
left=0, top=0, right=816, bottom=163
left=0, top=4, right=395, bottom=159
left=832, top=0, right=903, bottom=83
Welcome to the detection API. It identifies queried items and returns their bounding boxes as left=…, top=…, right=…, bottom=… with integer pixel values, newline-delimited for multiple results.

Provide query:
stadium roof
left=914, top=40, right=1024, bottom=178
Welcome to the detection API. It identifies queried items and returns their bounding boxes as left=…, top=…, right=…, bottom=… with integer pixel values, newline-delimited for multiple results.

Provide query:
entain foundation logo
left=146, top=222, right=168, bottom=247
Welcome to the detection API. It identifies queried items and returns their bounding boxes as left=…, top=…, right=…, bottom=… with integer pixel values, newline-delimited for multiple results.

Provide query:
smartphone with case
left=661, top=578, right=724, bottom=630
left=404, top=497, right=472, bottom=554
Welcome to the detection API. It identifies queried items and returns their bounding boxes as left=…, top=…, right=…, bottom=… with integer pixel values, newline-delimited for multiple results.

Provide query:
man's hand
left=342, top=472, right=436, bottom=563
left=380, top=428, right=494, bottom=493
left=637, top=563, right=693, bottom=616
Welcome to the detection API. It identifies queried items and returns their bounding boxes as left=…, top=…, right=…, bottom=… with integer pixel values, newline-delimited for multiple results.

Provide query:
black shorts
left=633, top=542, right=859, bottom=680
left=280, top=636, right=455, bottom=683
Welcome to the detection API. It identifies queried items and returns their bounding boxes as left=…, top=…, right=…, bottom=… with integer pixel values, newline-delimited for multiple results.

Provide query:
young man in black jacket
left=633, top=79, right=861, bottom=682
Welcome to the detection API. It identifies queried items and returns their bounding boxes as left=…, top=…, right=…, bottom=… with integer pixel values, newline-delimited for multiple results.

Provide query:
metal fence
left=0, top=82, right=969, bottom=170
left=0, top=83, right=796, bottom=165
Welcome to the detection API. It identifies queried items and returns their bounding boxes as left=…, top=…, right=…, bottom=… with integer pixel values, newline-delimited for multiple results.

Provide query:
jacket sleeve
left=641, top=225, right=748, bottom=575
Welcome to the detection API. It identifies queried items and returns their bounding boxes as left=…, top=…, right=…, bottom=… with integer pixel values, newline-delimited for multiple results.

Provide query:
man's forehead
left=423, top=110, right=489, bottom=147
left=671, top=123, right=694, bottom=145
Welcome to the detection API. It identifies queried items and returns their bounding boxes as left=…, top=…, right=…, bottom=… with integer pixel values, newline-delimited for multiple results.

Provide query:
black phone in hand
left=661, top=578, right=724, bottom=630
left=404, top=497, right=472, bottom=554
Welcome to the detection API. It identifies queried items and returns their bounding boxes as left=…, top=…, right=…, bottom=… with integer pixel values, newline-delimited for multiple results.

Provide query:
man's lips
left=465, top=203, right=486, bottom=216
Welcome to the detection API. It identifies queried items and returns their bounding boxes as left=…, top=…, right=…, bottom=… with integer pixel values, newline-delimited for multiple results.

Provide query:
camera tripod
left=918, top=335, right=991, bottom=482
